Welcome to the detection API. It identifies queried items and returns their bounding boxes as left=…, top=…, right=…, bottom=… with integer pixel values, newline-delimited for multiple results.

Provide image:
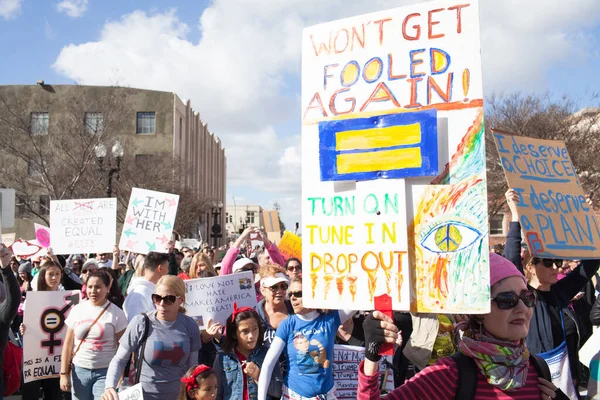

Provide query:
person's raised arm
left=256, top=229, right=285, bottom=266
left=220, top=228, right=253, bottom=276
left=0, top=244, right=20, bottom=324
left=257, top=337, right=285, bottom=400
left=503, top=189, right=524, bottom=273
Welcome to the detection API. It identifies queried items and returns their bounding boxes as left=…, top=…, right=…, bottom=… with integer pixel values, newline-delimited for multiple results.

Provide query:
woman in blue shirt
left=257, top=278, right=354, bottom=400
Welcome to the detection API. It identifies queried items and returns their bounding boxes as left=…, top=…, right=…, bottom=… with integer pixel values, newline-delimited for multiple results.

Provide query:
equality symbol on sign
left=40, top=292, right=79, bottom=354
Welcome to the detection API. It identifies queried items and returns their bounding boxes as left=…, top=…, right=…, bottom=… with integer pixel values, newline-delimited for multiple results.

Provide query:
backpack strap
left=451, top=352, right=478, bottom=400
left=134, top=313, right=151, bottom=384
left=529, top=354, right=551, bottom=381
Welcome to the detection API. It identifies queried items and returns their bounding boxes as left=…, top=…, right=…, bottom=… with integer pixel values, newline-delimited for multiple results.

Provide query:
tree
left=0, top=85, right=131, bottom=224
left=485, top=92, right=600, bottom=218
left=0, top=85, right=215, bottom=236
left=272, top=201, right=286, bottom=235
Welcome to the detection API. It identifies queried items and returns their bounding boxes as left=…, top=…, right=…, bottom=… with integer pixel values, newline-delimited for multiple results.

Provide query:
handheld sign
left=184, top=271, right=257, bottom=329
left=302, top=0, right=490, bottom=313
left=278, top=231, right=302, bottom=262
left=493, top=132, right=600, bottom=259
left=120, top=188, right=179, bottom=254
left=23, top=290, right=80, bottom=383
left=50, top=198, right=117, bottom=254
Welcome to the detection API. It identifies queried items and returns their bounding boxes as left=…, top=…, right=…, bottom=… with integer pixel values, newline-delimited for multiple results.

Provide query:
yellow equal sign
left=335, top=123, right=423, bottom=175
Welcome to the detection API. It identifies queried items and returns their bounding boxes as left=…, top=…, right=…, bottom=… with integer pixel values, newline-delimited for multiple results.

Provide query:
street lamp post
left=210, top=200, right=224, bottom=248
left=95, top=140, right=124, bottom=198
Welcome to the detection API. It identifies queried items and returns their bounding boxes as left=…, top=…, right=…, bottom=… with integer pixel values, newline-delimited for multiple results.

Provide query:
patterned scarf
left=458, top=329, right=530, bottom=391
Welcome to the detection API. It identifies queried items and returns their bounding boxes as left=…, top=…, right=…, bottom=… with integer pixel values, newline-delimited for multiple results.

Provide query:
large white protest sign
left=120, top=188, right=179, bottom=254
left=50, top=198, right=117, bottom=254
left=23, top=290, right=81, bottom=383
left=119, top=383, right=144, bottom=399
left=333, top=344, right=393, bottom=399
left=185, top=271, right=256, bottom=329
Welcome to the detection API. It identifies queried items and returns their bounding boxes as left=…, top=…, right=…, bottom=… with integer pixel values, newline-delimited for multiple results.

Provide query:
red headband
left=180, top=364, right=213, bottom=392
left=231, top=302, right=254, bottom=322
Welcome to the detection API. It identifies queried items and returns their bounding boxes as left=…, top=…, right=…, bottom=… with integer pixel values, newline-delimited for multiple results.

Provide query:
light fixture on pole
left=95, top=140, right=124, bottom=198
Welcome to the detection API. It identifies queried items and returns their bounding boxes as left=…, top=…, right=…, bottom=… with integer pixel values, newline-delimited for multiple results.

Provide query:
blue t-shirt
left=275, top=312, right=341, bottom=397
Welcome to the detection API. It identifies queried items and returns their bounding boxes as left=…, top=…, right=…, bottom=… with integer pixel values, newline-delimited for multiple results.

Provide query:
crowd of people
left=0, top=205, right=598, bottom=399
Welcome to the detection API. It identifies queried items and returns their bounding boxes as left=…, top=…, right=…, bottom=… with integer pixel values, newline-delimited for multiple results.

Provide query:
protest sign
left=119, top=383, right=143, bottom=400
left=333, top=344, right=393, bottom=399
left=278, top=231, right=302, bottom=262
left=23, top=290, right=81, bottom=383
left=493, top=133, right=600, bottom=259
left=181, top=238, right=200, bottom=250
left=119, top=188, right=179, bottom=254
left=0, top=188, right=15, bottom=230
left=302, top=0, right=489, bottom=313
left=34, top=223, right=51, bottom=248
left=10, top=239, right=44, bottom=259
left=50, top=198, right=117, bottom=254
left=1, top=233, right=15, bottom=246
left=184, top=271, right=257, bottom=329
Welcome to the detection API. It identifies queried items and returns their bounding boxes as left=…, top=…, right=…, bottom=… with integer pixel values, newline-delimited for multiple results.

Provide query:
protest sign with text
left=493, top=132, right=600, bottom=259
left=278, top=231, right=302, bottom=262
left=23, top=290, right=80, bottom=383
left=333, top=344, right=393, bottom=399
left=184, top=271, right=257, bottom=329
left=302, top=0, right=490, bottom=313
left=119, top=188, right=179, bottom=254
left=50, top=198, right=117, bottom=254
left=119, top=383, right=143, bottom=400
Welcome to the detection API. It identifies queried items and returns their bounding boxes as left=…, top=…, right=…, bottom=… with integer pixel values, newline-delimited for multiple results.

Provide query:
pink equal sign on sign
left=34, top=223, right=51, bottom=248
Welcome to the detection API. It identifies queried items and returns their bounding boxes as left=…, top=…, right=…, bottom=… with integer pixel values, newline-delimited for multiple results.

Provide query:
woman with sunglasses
left=102, top=276, right=202, bottom=400
left=505, top=189, right=600, bottom=396
left=356, top=253, right=568, bottom=400
left=258, top=277, right=356, bottom=400
left=284, top=258, right=302, bottom=281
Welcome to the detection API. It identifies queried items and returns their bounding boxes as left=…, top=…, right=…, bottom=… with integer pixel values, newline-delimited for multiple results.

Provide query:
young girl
left=213, top=304, right=269, bottom=400
left=60, top=270, right=127, bottom=399
left=179, top=365, right=218, bottom=400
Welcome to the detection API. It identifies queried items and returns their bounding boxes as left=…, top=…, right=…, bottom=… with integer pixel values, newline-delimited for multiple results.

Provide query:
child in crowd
left=179, top=365, right=218, bottom=400
left=213, top=304, right=270, bottom=400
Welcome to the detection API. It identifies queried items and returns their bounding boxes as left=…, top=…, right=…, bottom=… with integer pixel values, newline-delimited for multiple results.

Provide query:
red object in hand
left=374, top=294, right=393, bottom=356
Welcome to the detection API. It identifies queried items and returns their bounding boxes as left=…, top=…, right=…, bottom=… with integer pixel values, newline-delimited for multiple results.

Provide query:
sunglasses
left=492, top=290, right=537, bottom=310
left=531, top=258, right=560, bottom=268
left=267, top=283, right=288, bottom=292
left=287, top=265, right=301, bottom=272
left=151, top=294, right=182, bottom=305
left=288, top=290, right=302, bottom=299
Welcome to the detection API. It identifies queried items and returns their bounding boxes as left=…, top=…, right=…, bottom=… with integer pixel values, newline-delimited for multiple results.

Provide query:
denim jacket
left=213, top=345, right=269, bottom=400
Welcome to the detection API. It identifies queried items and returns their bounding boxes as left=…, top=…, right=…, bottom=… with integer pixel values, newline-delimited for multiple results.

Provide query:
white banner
left=50, top=198, right=117, bottom=254
left=23, top=290, right=81, bottom=383
left=119, top=188, right=179, bottom=254
left=184, top=271, right=257, bottom=329
left=333, top=344, right=394, bottom=399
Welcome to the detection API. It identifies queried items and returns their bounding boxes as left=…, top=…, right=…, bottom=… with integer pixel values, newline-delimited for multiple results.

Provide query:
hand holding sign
left=505, top=189, right=520, bottom=222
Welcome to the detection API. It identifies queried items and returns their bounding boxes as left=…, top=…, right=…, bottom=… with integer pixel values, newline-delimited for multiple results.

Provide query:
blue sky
left=1, top=0, right=600, bottom=232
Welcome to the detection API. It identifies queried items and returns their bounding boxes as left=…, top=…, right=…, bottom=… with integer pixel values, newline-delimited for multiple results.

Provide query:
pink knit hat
left=489, top=252, right=526, bottom=287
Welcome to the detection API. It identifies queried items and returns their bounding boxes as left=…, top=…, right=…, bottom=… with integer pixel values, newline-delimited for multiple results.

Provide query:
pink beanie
left=489, top=252, right=526, bottom=287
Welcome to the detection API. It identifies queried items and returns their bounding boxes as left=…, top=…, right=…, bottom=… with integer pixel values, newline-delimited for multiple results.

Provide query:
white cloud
left=45, top=18, right=56, bottom=40
left=51, top=1, right=600, bottom=227
left=56, top=0, right=88, bottom=18
left=0, top=0, right=22, bottom=20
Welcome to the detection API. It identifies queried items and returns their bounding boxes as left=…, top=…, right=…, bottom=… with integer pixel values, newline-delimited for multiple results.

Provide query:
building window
left=30, top=112, right=49, bottom=135
left=136, top=112, right=156, bottom=134
left=84, top=112, right=103, bottom=135
left=16, top=194, right=30, bottom=217
left=39, top=195, right=50, bottom=215
left=247, top=212, right=255, bottom=224
left=489, top=214, right=504, bottom=235
left=179, top=117, right=183, bottom=141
